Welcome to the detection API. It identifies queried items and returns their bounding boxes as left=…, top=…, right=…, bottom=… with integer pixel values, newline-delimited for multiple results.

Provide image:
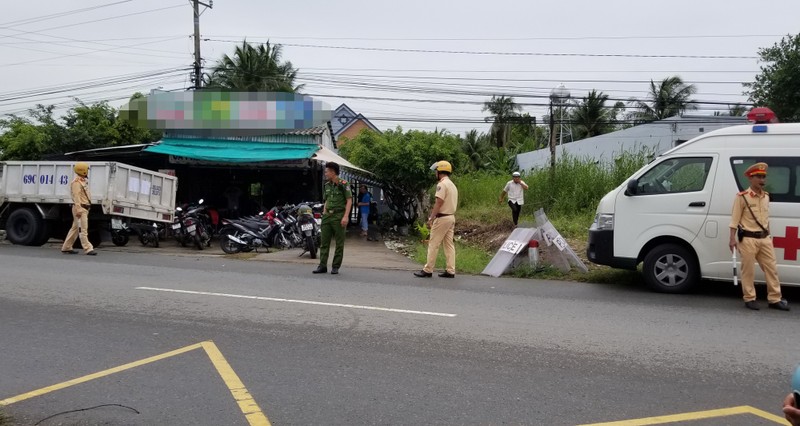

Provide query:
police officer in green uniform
left=313, top=162, right=353, bottom=275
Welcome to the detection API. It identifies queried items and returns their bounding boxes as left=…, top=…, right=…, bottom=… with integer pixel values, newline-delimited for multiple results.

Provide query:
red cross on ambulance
left=774, top=226, right=800, bottom=261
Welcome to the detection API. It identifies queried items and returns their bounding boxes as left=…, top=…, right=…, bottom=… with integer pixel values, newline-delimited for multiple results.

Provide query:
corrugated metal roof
left=516, top=115, right=747, bottom=171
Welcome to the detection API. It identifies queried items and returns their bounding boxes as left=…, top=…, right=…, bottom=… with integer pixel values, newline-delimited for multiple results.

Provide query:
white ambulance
left=587, top=108, right=800, bottom=293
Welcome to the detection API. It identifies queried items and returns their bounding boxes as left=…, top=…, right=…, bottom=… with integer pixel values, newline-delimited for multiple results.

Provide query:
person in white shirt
left=498, top=171, right=528, bottom=226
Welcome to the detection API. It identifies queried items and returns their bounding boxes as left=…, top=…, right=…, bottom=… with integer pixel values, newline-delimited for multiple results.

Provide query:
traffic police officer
left=313, top=162, right=352, bottom=275
left=729, top=162, right=788, bottom=311
left=61, top=162, right=97, bottom=256
left=415, top=160, right=458, bottom=278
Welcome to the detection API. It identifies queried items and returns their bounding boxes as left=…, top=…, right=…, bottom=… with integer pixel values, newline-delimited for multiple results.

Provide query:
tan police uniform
left=423, top=176, right=458, bottom=275
left=730, top=163, right=782, bottom=303
left=61, top=176, right=94, bottom=253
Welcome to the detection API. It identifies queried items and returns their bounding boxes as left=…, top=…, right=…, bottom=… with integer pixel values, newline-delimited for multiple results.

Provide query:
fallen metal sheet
left=481, top=227, right=538, bottom=277
left=535, top=209, right=589, bottom=273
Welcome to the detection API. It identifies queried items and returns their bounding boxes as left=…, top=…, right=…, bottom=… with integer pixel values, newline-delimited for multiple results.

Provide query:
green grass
left=413, top=240, right=493, bottom=275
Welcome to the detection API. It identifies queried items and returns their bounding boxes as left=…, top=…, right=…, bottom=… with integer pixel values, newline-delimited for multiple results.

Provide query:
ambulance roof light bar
left=747, top=107, right=778, bottom=124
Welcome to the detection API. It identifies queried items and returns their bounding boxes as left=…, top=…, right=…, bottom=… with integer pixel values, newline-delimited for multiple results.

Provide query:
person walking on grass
left=499, top=171, right=528, bottom=226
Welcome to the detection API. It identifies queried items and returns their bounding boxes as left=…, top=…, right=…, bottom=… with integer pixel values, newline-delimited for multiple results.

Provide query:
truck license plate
left=301, top=224, right=313, bottom=231
left=186, top=225, right=196, bottom=233
left=111, top=218, right=123, bottom=230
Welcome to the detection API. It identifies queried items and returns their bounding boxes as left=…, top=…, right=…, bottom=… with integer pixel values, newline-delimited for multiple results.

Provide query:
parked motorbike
left=296, top=203, right=319, bottom=258
left=111, top=221, right=162, bottom=248
left=218, top=212, right=280, bottom=254
left=173, top=199, right=212, bottom=250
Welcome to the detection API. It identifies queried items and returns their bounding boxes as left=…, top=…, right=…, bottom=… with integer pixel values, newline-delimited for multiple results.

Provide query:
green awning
left=144, top=138, right=320, bottom=163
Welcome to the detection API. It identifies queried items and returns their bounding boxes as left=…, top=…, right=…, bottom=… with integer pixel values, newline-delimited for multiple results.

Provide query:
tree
left=728, top=103, right=748, bottom=117
left=340, top=127, right=466, bottom=225
left=461, top=129, right=490, bottom=172
left=571, top=90, right=616, bottom=140
left=205, top=40, right=302, bottom=92
left=0, top=116, right=52, bottom=160
left=0, top=95, right=162, bottom=160
left=629, top=76, right=697, bottom=123
left=483, top=95, right=522, bottom=148
left=60, top=100, right=120, bottom=153
left=745, top=33, right=800, bottom=122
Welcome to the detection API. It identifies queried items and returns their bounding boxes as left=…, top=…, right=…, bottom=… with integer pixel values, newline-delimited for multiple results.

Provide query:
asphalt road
left=1, top=244, right=798, bottom=425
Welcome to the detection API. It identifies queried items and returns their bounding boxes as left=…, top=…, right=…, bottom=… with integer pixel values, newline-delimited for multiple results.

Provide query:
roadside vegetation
left=406, top=152, right=650, bottom=279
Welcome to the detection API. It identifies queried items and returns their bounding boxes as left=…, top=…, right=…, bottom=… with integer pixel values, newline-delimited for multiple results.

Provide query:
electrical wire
left=204, top=39, right=759, bottom=60
left=299, top=67, right=760, bottom=74
left=298, top=71, right=748, bottom=85
left=204, top=33, right=785, bottom=42
left=0, top=1, right=133, bottom=28
left=0, top=4, right=185, bottom=37
left=1, top=37, right=191, bottom=67
left=0, top=67, right=190, bottom=102
left=1, top=30, right=188, bottom=57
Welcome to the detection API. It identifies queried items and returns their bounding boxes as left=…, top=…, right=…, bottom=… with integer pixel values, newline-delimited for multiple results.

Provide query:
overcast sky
left=2, top=0, right=799, bottom=135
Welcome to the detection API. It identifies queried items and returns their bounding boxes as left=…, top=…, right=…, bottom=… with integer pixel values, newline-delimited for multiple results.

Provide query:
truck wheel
left=642, top=244, right=699, bottom=293
left=32, top=220, right=53, bottom=246
left=6, top=208, right=42, bottom=246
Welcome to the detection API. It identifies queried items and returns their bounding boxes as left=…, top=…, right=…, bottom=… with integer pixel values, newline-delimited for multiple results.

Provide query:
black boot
left=313, top=266, right=327, bottom=274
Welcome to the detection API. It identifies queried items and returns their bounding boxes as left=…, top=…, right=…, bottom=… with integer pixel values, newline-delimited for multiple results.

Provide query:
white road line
left=135, top=286, right=457, bottom=318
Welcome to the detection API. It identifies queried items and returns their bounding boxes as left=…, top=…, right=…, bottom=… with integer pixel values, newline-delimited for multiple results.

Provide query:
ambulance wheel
left=643, top=244, right=699, bottom=293
left=6, top=208, right=42, bottom=246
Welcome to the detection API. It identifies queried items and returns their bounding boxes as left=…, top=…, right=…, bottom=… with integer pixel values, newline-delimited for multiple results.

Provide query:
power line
left=0, top=68, right=190, bottom=102
left=0, top=35, right=186, bottom=45
left=204, top=39, right=759, bottom=59
left=0, top=1, right=133, bottom=28
left=298, top=66, right=760, bottom=74
left=298, top=71, right=748, bottom=85
left=295, top=75, right=749, bottom=105
left=204, top=33, right=784, bottom=42
left=1, top=31, right=188, bottom=59
left=1, top=37, right=189, bottom=67
left=0, top=3, right=184, bottom=39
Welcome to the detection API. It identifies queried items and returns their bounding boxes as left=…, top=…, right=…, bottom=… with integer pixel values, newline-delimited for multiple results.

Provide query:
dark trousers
left=508, top=201, right=522, bottom=225
left=319, top=214, right=345, bottom=268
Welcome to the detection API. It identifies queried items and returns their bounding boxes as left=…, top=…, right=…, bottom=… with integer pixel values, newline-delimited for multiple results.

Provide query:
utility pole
left=191, top=0, right=213, bottom=90
left=548, top=99, right=556, bottom=170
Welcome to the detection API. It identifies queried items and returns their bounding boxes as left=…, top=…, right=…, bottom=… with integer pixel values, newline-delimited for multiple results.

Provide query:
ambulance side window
left=637, top=157, right=713, bottom=195
left=731, top=157, right=800, bottom=203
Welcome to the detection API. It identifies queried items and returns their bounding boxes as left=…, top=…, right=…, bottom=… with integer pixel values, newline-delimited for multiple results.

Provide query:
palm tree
left=629, top=76, right=697, bottom=123
left=461, top=129, right=489, bottom=171
left=483, top=95, right=522, bottom=148
left=571, top=90, right=614, bottom=140
left=205, top=41, right=302, bottom=92
left=728, top=103, right=748, bottom=117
